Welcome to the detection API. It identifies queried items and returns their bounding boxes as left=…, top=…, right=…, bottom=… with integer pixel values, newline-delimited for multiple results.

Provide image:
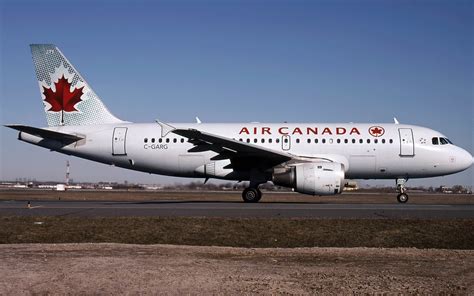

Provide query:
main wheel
left=397, top=193, right=409, bottom=203
left=242, top=188, right=262, bottom=203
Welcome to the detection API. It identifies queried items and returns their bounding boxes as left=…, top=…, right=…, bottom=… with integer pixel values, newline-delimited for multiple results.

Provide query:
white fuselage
left=18, top=122, right=473, bottom=182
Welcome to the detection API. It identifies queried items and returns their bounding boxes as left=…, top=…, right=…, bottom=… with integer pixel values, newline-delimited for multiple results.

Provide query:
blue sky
left=0, top=0, right=472, bottom=187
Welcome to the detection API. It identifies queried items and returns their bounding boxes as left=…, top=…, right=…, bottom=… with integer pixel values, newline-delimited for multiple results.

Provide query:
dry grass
left=1, top=216, right=472, bottom=249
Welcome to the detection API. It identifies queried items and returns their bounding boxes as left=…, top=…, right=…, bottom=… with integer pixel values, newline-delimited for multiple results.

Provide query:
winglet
left=155, top=120, right=176, bottom=137
left=195, top=117, right=202, bottom=124
left=393, top=117, right=400, bottom=124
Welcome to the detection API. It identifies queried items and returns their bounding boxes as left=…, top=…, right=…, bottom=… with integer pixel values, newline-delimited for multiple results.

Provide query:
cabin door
left=398, top=128, right=414, bottom=156
left=112, top=127, right=128, bottom=155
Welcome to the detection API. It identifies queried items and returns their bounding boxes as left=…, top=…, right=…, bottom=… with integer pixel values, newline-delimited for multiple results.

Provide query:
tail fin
left=30, top=44, right=123, bottom=126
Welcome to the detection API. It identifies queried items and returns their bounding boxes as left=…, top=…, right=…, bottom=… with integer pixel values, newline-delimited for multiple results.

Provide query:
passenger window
left=159, top=138, right=162, bottom=143
left=173, top=138, right=177, bottom=143
left=432, top=137, right=439, bottom=145
left=296, top=139, right=300, bottom=144
left=374, top=139, right=378, bottom=144
left=166, top=138, right=170, bottom=143
left=180, top=138, right=185, bottom=143
left=284, top=138, right=288, bottom=143
left=239, top=138, right=242, bottom=142
left=344, top=139, right=348, bottom=144
left=246, top=139, right=250, bottom=143
left=144, top=138, right=148, bottom=143
left=261, top=139, right=265, bottom=143
left=276, top=138, right=280, bottom=143
left=367, top=139, right=370, bottom=144
left=307, top=139, right=311, bottom=144
left=254, top=139, right=258, bottom=143
left=337, top=139, right=341, bottom=144
left=389, top=139, right=393, bottom=144
left=359, top=139, right=363, bottom=144
left=352, top=139, right=356, bottom=144
left=322, top=139, right=326, bottom=144
left=269, top=139, right=273, bottom=143
left=382, top=139, right=386, bottom=144
left=315, top=139, right=318, bottom=144
left=151, top=138, right=155, bottom=143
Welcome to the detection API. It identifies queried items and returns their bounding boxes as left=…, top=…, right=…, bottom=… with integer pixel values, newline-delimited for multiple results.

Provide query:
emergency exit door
left=112, top=127, right=127, bottom=155
left=398, top=128, right=414, bottom=156
left=282, top=135, right=291, bottom=151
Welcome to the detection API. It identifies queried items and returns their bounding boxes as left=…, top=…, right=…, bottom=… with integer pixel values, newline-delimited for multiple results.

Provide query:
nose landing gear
left=396, top=178, right=409, bottom=203
left=397, top=192, right=409, bottom=203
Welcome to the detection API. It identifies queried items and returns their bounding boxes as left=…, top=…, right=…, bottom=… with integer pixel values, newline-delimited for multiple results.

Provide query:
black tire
left=242, top=188, right=262, bottom=203
left=397, top=193, right=409, bottom=203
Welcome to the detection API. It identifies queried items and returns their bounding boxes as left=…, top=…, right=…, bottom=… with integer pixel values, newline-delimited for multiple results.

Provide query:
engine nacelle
left=272, top=162, right=345, bottom=195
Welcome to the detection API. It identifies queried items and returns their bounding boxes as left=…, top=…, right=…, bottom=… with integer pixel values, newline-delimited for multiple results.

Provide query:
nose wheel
left=397, top=193, right=409, bottom=203
left=396, top=178, right=409, bottom=203
left=242, top=187, right=262, bottom=203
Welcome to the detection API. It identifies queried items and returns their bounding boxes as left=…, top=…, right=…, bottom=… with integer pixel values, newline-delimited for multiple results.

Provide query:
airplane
left=5, top=44, right=473, bottom=203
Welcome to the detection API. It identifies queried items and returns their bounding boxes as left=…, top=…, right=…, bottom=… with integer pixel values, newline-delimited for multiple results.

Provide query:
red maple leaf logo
left=43, top=75, right=83, bottom=112
left=369, top=126, right=385, bottom=137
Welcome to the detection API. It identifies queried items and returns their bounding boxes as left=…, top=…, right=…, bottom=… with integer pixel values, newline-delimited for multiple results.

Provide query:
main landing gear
left=396, top=178, right=409, bottom=203
left=242, top=174, right=267, bottom=203
left=242, top=187, right=262, bottom=203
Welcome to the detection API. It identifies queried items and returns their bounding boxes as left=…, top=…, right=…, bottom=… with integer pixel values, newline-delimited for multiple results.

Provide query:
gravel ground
left=0, top=244, right=472, bottom=295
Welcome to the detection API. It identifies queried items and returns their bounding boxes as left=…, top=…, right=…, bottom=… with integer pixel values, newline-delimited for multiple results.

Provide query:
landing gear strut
left=396, top=178, right=409, bottom=203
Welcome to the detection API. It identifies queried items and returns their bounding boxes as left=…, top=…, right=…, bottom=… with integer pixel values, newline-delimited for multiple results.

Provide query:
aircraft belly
left=347, top=155, right=376, bottom=178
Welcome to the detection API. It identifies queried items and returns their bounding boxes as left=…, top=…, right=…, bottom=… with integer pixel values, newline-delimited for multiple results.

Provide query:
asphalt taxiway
left=0, top=200, right=473, bottom=219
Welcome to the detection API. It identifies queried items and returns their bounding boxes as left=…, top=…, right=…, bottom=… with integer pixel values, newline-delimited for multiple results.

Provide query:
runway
left=1, top=200, right=473, bottom=219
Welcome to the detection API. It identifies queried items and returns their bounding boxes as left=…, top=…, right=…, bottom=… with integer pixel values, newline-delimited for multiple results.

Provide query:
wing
left=158, top=122, right=291, bottom=170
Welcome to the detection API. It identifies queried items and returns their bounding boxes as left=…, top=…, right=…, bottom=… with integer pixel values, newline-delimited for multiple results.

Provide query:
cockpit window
left=433, top=137, right=453, bottom=145
left=440, top=137, right=450, bottom=145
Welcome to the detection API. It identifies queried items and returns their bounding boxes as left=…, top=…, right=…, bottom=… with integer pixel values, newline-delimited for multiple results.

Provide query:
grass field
left=1, top=216, right=472, bottom=249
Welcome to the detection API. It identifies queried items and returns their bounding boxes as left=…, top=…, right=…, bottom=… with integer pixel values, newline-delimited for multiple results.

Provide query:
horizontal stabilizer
left=4, top=125, right=84, bottom=141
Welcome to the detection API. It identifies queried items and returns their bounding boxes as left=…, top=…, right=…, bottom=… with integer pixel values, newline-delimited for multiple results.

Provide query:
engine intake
left=272, top=162, right=345, bottom=195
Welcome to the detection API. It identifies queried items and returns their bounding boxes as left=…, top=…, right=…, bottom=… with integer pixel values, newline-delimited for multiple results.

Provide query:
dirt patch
left=0, top=244, right=472, bottom=295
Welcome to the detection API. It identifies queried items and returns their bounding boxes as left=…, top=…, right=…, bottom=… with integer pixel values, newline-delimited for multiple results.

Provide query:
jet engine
left=272, top=162, right=345, bottom=195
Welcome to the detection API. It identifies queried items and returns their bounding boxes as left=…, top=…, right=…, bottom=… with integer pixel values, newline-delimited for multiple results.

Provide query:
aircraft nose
left=457, top=148, right=473, bottom=171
